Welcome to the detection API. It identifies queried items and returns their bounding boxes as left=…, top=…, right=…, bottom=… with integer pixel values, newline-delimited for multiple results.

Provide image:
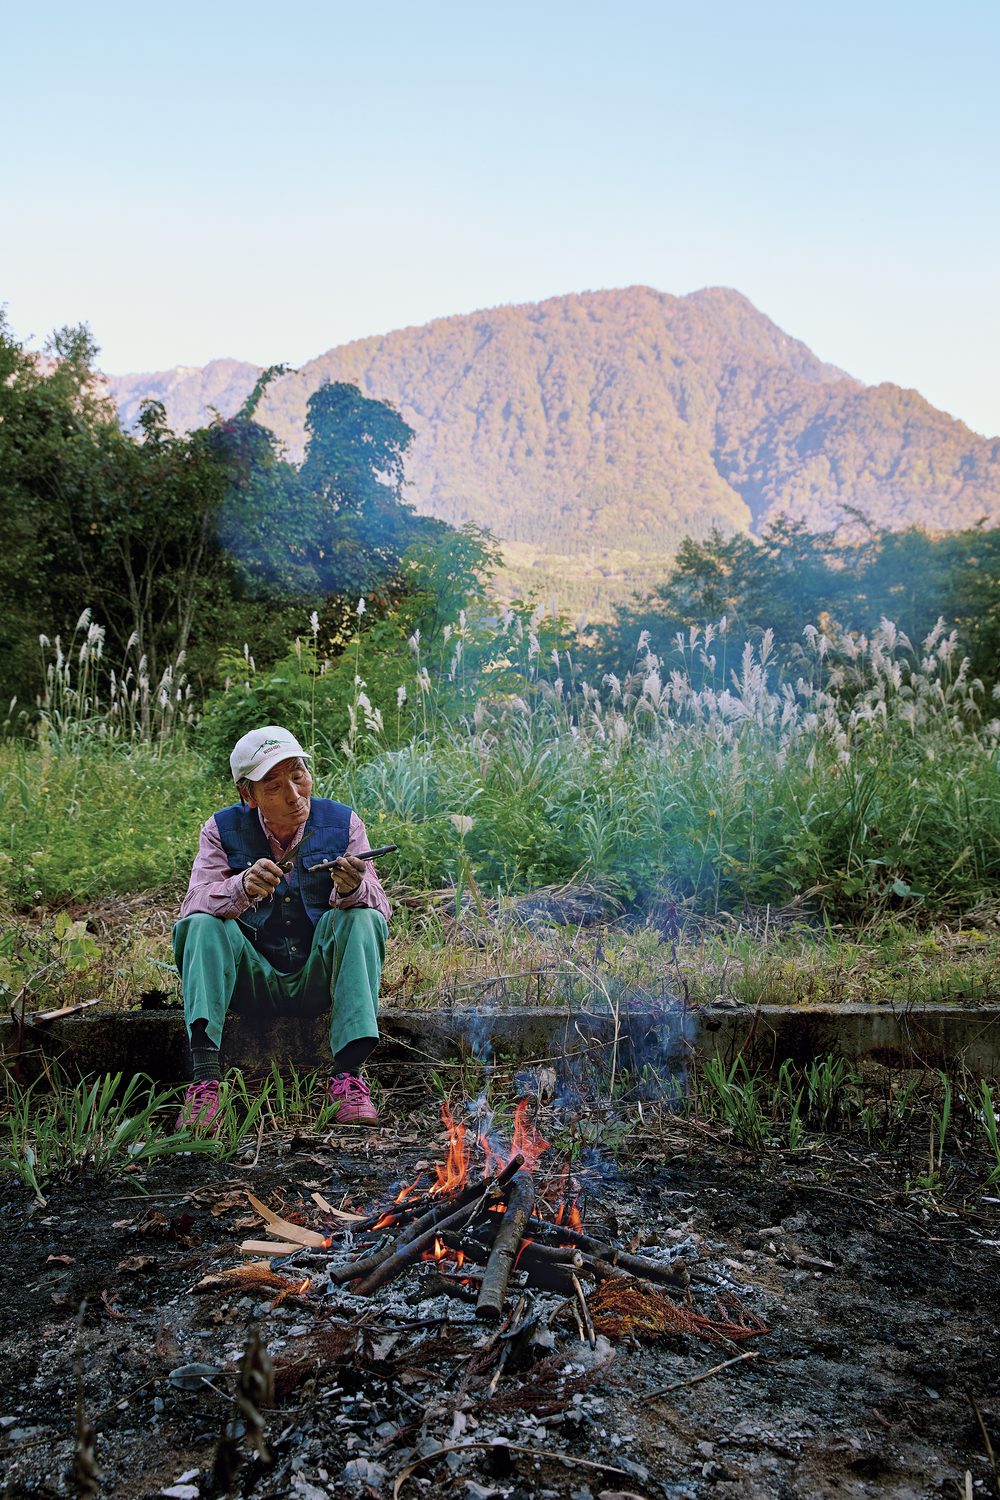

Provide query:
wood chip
left=245, top=1191, right=329, bottom=1247
left=30, top=998, right=102, bottom=1023
left=240, top=1239, right=304, bottom=1257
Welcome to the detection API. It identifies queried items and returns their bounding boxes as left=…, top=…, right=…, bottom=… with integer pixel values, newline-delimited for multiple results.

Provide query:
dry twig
left=73, top=1301, right=101, bottom=1499
left=235, top=1328, right=274, bottom=1463
left=645, top=1350, right=759, bottom=1398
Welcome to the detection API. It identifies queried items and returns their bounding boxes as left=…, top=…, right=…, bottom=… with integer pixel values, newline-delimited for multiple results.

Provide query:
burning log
left=352, top=1187, right=497, bottom=1296
left=332, top=1153, right=525, bottom=1285
left=438, top=1230, right=579, bottom=1298
left=517, top=1241, right=583, bottom=1270
left=476, top=1168, right=536, bottom=1321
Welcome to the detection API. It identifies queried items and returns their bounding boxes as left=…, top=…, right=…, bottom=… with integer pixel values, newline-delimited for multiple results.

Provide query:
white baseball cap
left=230, top=726, right=309, bottom=785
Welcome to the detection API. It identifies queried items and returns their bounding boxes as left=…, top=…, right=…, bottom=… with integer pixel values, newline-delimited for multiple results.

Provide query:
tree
left=592, top=512, right=1000, bottom=689
left=218, top=378, right=447, bottom=611
left=0, top=314, right=233, bottom=697
left=301, top=381, right=412, bottom=513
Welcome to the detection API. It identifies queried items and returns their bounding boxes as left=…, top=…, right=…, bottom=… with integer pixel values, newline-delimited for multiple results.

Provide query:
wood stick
left=439, top=1232, right=577, bottom=1298
left=352, top=1191, right=492, bottom=1296
left=309, top=1192, right=364, bottom=1223
left=476, top=1169, right=536, bottom=1321
left=531, top=1218, right=690, bottom=1286
left=570, top=1298, right=586, bottom=1345
left=515, top=1241, right=583, bottom=1270
left=332, top=1154, right=525, bottom=1284
left=963, top=1382, right=1000, bottom=1494
left=644, top=1350, right=759, bottom=1398
left=574, top=1251, right=664, bottom=1292
left=487, top=1295, right=526, bottom=1395
left=570, top=1271, right=596, bottom=1350
left=240, top=1239, right=303, bottom=1257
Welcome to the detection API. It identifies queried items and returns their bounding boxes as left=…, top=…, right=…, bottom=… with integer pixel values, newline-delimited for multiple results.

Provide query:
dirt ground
left=1, top=1095, right=999, bottom=1500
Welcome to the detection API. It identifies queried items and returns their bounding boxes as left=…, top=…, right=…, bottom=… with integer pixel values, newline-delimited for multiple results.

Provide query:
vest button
left=285, top=897, right=291, bottom=903
left=286, top=920, right=292, bottom=926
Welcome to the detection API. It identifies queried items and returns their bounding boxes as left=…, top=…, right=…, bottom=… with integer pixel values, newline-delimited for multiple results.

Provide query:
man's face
left=247, top=757, right=312, bottom=828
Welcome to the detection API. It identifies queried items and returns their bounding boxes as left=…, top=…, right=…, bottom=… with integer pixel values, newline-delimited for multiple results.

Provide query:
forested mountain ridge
left=104, top=287, right=1000, bottom=563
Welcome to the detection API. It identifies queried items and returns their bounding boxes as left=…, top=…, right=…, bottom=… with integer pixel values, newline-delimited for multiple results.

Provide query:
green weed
left=699, top=1055, right=770, bottom=1149
left=804, top=1054, right=862, bottom=1131
left=2, top=1065, right=214, bottom=1196
left=212, top=1072, right=274, bottom=1159
left=776, top=1059, right=806, bottom=1148
left=975, top=1083, right=1000, bottom=1185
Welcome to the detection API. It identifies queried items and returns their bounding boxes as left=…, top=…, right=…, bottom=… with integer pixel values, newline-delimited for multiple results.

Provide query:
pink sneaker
left=176, top=1080, right=221, bottom=1131
left=328, top=1073, right=379, bottom=1126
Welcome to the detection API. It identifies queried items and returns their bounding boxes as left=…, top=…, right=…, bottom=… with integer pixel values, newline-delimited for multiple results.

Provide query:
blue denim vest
left=214, top=798, right=352, bottom=971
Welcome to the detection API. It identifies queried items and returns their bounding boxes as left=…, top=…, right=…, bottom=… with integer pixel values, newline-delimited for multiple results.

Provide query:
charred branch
left=531, top=1217, right=690, bottom=1288
left=477, top=1169, right=537, bottom=1321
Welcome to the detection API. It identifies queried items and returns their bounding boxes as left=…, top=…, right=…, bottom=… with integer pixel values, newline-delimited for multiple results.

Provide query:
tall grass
left=0, top=611, right=225, bottom=903
left=0, top=742, right=227, bottom=902
left=31, top=610, right=198, bottom=750
left=322, top=614, right=1000, bottom=918
left=4, top=603, right=1000, bottom=920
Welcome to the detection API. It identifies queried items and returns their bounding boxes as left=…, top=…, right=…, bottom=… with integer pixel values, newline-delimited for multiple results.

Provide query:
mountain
left=105, top=358, right=260, bottom=432
left=103, top=288, right=1000, bottom=614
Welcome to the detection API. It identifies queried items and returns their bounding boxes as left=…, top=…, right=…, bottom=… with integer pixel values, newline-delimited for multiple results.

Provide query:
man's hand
left=330, top=854, right=365, bottom=897
left=242, top=858, right=285, bottom=901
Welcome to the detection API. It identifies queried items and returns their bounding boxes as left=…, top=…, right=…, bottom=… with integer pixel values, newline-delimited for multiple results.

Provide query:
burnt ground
left=1, top=1095, right=999, bottom=1500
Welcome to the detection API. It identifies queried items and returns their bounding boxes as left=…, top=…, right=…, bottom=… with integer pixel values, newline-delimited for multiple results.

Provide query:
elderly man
left=172, top=725, right=390, bottom=1129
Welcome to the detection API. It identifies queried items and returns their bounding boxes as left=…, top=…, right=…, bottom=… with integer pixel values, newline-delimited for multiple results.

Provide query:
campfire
left=235, top=1096, right=764, bottom=1354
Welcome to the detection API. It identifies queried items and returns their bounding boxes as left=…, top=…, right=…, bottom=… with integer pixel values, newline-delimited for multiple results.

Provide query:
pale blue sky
left=3, top=0, right=997, bottom=434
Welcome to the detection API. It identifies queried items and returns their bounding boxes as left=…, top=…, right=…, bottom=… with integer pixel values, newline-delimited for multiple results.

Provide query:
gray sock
left=191, top=1044, right=221, bottom=1083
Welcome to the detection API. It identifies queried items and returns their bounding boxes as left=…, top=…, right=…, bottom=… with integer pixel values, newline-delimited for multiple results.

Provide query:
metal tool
left=306, top=844, right=398, bottom=872
left=275, top=828, right=316, bottom=873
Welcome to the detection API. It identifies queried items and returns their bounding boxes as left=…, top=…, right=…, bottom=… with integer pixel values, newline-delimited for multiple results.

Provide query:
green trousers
left=172, top=908, right=386, bottom=1058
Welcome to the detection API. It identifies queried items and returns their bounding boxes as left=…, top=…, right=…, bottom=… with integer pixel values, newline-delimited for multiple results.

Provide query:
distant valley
left=103, top=287, right=1000, bottom=616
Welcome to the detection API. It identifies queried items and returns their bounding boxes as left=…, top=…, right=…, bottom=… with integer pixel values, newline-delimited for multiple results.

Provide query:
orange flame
left=420, top=1236, right=465, bottom=1269
left=510, top=1099, right=550, bottom=1171
left=430, top=1102, right=471, bottom=1195
left=372, top=1212, right=396, bottom=1231
left=551, top=1163, right=569, bottom=1213
left=419, top=1230, right=464, bottom=1266
left=395, top=1173, right=424, bottom=1204
left=272, top=1275, right=312, bottom=1306
left=479, top=1098, right=551, bottom=1177
left=555, top=1193, right=583, bottom=1232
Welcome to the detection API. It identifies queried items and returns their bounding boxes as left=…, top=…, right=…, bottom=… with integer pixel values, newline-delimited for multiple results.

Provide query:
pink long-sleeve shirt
left=180, top=806, right=392, bottom=924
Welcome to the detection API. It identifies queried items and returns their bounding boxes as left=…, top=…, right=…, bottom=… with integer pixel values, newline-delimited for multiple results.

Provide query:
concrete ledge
left=3, top=1001, right=998, bottom=1087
